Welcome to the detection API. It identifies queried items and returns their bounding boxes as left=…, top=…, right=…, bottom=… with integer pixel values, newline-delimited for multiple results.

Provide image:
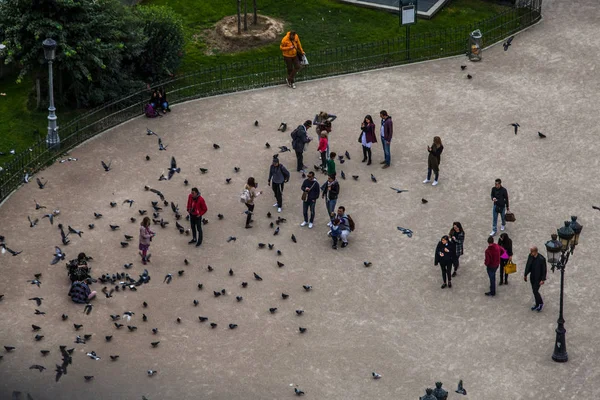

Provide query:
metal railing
left=0, top=0, right=542, bottom=203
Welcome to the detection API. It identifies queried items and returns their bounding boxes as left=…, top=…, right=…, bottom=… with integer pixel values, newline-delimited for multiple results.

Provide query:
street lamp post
left=43, top=38, right=59, bottom=150
left=544, top=216, right=583, bottom=363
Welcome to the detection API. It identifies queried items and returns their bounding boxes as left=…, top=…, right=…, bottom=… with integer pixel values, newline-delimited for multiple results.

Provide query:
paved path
left=1, top=0, right=599, bottom=398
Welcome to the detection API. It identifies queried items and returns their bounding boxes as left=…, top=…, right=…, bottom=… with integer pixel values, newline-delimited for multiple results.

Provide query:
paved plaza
left=1, top=0, right=599, bottom=398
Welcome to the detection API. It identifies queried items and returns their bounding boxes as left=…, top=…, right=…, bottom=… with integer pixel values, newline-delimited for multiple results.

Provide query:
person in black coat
left=498, top=233, right=513, bottom=285
left=524, top=246, right=547, bottom=311
left=291, top=120, right=313, bottom=172
left=300, top=171, right=320, bottom=228
left=434, top=235, right=455, bottom=289
left=321, top=174, right=339, bottom=225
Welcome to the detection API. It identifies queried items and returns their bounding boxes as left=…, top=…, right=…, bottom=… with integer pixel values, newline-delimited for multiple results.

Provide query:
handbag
left=505, top=211, right=516, bottom=222
left=358, top=131, right=363, bottom=143
left=504, top=261, right=517, bottom=274
left=299, top=53, right=308, bottom=66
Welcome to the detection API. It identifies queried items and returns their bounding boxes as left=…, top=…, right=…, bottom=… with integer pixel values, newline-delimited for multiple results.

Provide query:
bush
left=135, top=5, right=185, bottom=82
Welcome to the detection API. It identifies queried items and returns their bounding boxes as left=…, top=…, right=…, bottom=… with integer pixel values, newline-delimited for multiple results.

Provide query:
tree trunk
left=243, top=0, right=248, bottom=31
left=253, top=0, right=257, bottom=25
left=237, top=0, right=241, bottom=34
left=35, top=76, right=41, bottom=110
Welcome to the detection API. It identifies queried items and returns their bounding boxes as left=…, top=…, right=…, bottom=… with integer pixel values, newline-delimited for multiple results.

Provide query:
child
left=330, top=218, right=342, bottom=249
left=139, top=217, right=155, bottom=265
left=327, top=152, right=337, bottom=177
left=318, top=132, right=329, bottom=172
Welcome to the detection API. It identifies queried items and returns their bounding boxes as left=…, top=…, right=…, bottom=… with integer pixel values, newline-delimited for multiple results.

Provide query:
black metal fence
left=0, top=0, right=542, bottom=203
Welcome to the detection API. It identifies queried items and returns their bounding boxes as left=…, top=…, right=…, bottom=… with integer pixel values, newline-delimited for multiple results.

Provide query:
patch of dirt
left=198, top=15, right=285, bottom=55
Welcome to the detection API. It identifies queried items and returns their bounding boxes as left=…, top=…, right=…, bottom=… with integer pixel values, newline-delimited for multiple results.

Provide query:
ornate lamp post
left=42, top=38, right=59, bottom=150
left=545, top=217, right=583, bottom=362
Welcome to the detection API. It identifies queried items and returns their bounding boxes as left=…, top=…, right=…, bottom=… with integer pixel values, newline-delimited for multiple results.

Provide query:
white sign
left=402, top=5, right=416, bottom=25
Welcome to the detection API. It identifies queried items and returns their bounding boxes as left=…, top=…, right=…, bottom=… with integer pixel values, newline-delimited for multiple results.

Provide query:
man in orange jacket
left=280, top=31, right=305, bottom=89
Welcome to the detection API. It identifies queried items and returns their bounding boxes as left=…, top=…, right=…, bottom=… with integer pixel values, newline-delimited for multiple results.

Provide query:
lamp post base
left=552, top=325, right=568, bottom=363
left=46, top=138, right=60, bottom=151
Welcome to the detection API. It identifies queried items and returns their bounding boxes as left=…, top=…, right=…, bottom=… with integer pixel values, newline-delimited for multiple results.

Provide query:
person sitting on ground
left=67, top=253, right=92, bottom=283
left=68, top=279, right=96, bottom=304
left=158, top=86, right=170, bottom=113
left=330, top=218, right=342, bottom=249
left=329, top=206, right=352, bottom=248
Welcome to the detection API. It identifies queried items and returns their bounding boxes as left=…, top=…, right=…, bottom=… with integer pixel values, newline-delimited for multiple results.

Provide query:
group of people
left=432, top=178, right=548, bottom=312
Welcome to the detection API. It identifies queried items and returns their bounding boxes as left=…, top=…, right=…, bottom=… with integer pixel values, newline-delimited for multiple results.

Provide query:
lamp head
left=42, top=38, right=57, bottom=61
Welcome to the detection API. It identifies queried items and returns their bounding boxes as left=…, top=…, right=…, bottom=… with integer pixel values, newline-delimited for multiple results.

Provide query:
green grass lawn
left=145, top=0, right=509, bottom=72
left=0, top=0, right=509, bottom=157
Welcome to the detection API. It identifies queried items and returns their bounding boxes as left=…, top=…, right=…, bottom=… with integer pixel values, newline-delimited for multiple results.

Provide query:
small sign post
left=400, top=1, right=417, bottom=60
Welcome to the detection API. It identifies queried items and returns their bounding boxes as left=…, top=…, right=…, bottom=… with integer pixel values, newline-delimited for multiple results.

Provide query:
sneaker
left=245, top=225, right=252, bottom=229
left=327, top=221, right=332, bottom=227
left=448, top=282, right=452, bottom=288
left=308, top=223, right=313, bottom=229
left=341, top=242, right=348, bottom=248
left=195, top=242, right=201, bottom=248
left=432, top=181, right=438, bottom=186
left=485, top=292, right=495, bottom=296
left=380, top=161, right=387, bottom=164
left=189, top=239, right=197, bottom=244
left=367, top=161, right=371, bottom=165
left=285, top=78, right=291, bottom=87
left=300, top=221, right=307, bottom=227
left=490, top=231, right=497, bottom=236
left=531, top=305, right=538, bottom=311
left=327, top=230, right=332, bottom=236
left=423, top=179, right=431, bottom=184
left=381, top=164, right=390, bottom=169
left=537, top=304, right=544, bottom=312
left=277, top=207, right=282, bottom=213
left=291, top=83, right=296, bottom=89
left=501, top=225, right=505, bottom=231
left=441, top=283, right=447, bottom=289
left=273, top=203, right=278, bottom=207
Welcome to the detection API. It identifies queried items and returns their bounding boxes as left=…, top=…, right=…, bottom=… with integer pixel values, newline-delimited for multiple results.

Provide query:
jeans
left=500, top=259, right=509, bottom=283
left=320, top=151, right=327, bottom=170
left=190, top=215, right=203, bottom=245
left=271, top=182, right=284, bottom=208
left=245, top=203, right=254, bottom=226
left=492, top=205, right=506, bottom=232
left=440, top=263, right=452, bottom=284
left=302, top=200, right=316, bottom=223
left=295, top=150, right=304, bottom=172
left=362, top=145, right=372, bottom=163
left=382, top=140, right=391, bottom=165
left=427, top=168, right=439, bottom=181
left=487, top=266, right=497, bottom=295
left=325, top=199, right=337, bottom=221
left=531, top=283, right=543, bottom=306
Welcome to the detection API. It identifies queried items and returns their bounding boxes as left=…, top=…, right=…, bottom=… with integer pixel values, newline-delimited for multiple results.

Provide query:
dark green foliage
left=134, top=5, right=185, bottom=82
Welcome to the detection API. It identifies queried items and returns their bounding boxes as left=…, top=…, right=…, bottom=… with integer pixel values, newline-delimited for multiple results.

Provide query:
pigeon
left=93, top=212, right=103, bottom=219
left=265, top=142, right=271, bottom=148
left=34, top=199, right=46, bottom=210
left=28, top=216, right=39, bottom=227
left=593, top=206, right=600, bottom=211
left=460, top=65, right=467, bottom=70
left=397, top=226, right=413, bottom=238
left=151, top=341, right=160, bottom=348
left=42, top=213, right=54, bottom=225
left=101, top=160, right=111, bottom=171
left=110, top=355, right=119, bottom=361
left=278, top=122, right=287, bottom=132
left=467, top=74, right=473, bottom=79
left=110, top=225, right=120, bottom=231
left=168, top=157, right=180, bottom=180
left=268, top=244, right=275, bottom=250
left=31, top=324, right=42, bottom=331
left=114, top=323, right=123, bottom=329
left=421, top=198, right=428, bottom=204
left=74, top=324, right=83, bottom=330
left=146, top=155, right=150, bottom=161
left=503, top=35, right=514, bottom=51
left=291, top=234, right=297, bottom=243
left=184, top=179, right=189, bottom=186
left=83, top=303, right=93, bottom=315
left=127, top=325, right=137, bottom=332
left=120, top=242, right=129, bottom=248
left=178, top=270, right=185, bottom=276
left=228, top=324, right=238, bottom=329
left=254, top=272, right=263, bottom=281
left=279, top=146, right=291, bottom=153
left=30, top=365, right=46, bottom=372
left=1, top=244, right=23, bottom=256
left=370, top=174, right=377, bottom=183
left=28, top=280, right=42, bottom=288
left=372, top=372, right=382, bottom=379
left=68, top=226, right=83, bottom=237
left=50, top=246, right=66, bottom=265
left=212, top=143, right=221, bottom=150
left=158, top=137, right=167, bottom=151
left=295, top=388, right=305, bottom=396
left=4, top=346, right=15, bottom=352
left=345, top=151, right=351, bottom=160
left=36, top=178, right=47, bottom=189
left=241, top=282, right=248, bottom=288
left=390, top=187, right=408, bottom=193
left=298, top=327, right=307, bottom=334
left=207, top=265, right=213, bottom=272
left=105, top=335, right=113, bottom=342
left=269, top=308, right=277, bottom=314
left=227, top=236, right=236, bottom=242
left=296, top=310, right=304, bottom=315
left=340, top=171, right=346, bottom=180
left=455, top=380, right=467, bottom=395
left=510, top=123, right=520, bottom=135
left=84, top=376, right=94, bottom=381
left=538, top=131, right=546, bottom=138
left=146, top=128, right=157, bottom=136
left=281, top=293, right=289, bottom=299
left=234, top=167, right=240, bottom=173
left=124, top=234, right=133, bottom=241
left=352, top=175, right=359, bottom=180
left=273, top=227, right=280, bottom=236
left=210, top=323, right=217, bottom=328
left=29, top=298, right=44, bottom=307
left=303, top=285, right=312, bottom=291
left=158, top=173, right=167, bottom=181
left=198, top=316, right=208, bottom=322
left=62, top=314, right=68, bottom=321
left=123, top=199, right=134, bottom=207
left=163, top=274, right=172, bottom=284
left=86, top=351, right=100, bottom=360
left=41, top=350, right=50, bottom=356
left=199, top=167, right=208, bottom=174
left=147, top=370, right=157, bottom=376
left=110, top=201, right=117, bottom=207
left=277, top=261, right=285, bottom=268
left=364, top=261, right=372, bottom=267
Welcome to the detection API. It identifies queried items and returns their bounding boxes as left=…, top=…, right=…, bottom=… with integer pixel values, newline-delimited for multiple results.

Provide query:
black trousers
left=295, top=150, right=304, bottom=172
left=271, top=182, right=284, bottom=207
left=440, top=263, right=452, bottom=283
left=500, top=259, right=509, bottom=282
left=531, top=283, right=543, bottom=306
left=453, top=255, right=461, bottom=272
left=320, top=151, right=327, bottom=170
left=362, top=145, right=372, bottom=163
left=245, top=203, right=254, bottom=226
left=190, top=215, right=203, bottom=245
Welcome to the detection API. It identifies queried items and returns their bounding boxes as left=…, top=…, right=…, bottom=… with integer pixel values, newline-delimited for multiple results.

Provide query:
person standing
left=498, top=233, right=513, bottom=285
left=327, top=152, right=337, bottom=177
left=321, top=174, right=339, bottom=226
left=360, top=115, right=376, bottom=165
left=139, top=216, right=155, bottom=265
left=435, top=235, right=455, bottom=289
left=423, top=136, right=444, bottom=186
left=317, top=132, right=329, bottom=172
left=186, top=187, right=208, bottom=247
left=242, top=177, right=262, bottom=229
left=280, top=31, right=305, bottom=89
left=490, top=178, right=510, bottom=236
left=449, top=222, right=465, bottom=277
left=379, top=110, right=393, bottom=168
left=524, top=246, right=547, bottom=312
left=484, top=236, right=501, bottom=296
left=300, top=171, right=320, bottom=229
left=291, top=120, right=313, bottom=173
left=268, top=155, right=290, bottom=213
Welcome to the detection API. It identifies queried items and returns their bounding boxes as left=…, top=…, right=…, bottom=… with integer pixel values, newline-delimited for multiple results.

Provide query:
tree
left=134, top=5, right=185, bottom=82
left=237, top=0, right=242, bottom=34
left=253, top=0, right=258, bottom=25
left=0, top=0, right=146, bottom=107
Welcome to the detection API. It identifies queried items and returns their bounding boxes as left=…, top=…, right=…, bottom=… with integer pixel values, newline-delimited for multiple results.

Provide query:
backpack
left=347, top=214, right=355, bottom=232
left=145, top=103, right=158, bottom=118
left=240, top=188, right=251, bottom=203
left=290, top=126, right=302, bottom=147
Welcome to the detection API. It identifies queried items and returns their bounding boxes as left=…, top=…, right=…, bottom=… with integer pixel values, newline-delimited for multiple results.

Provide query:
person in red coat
left=187, top=187, right=208, bottom=247
left=484, top=236, right=501, bottom=296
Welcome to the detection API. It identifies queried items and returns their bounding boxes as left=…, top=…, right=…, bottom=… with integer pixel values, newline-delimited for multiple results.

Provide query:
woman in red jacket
left=187, top=187, right=208, bottom=247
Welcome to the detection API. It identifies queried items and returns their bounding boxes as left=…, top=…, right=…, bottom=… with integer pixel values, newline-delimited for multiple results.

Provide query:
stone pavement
left=0, top=0, right=599, bottom=398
